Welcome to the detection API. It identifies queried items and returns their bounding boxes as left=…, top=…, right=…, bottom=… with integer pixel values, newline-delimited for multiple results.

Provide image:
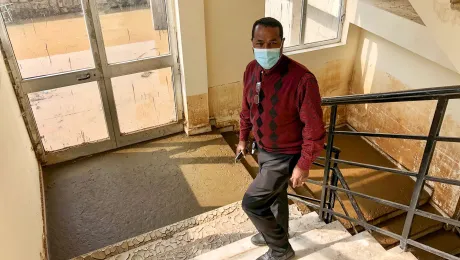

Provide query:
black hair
left=251, top=17, right=284, bottom=40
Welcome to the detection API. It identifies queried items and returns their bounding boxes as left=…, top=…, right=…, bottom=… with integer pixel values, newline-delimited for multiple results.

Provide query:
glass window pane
left=304, top=0, right=342, bottom=44
left=111, top=67, right=176, bottom=134
left=28, top=82, right=109, bottom=151
left=265, top=0, right=302, bottom=47
left=97, top=0, right=170, bottom=64
left=3, top=3, right=94, bottom=78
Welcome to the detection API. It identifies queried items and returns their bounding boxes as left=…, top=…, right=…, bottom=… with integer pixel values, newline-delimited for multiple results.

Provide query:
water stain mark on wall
left=186, top=93, right=210, bottom=129
left=209, top=81, right=243, bottom=128
left=349, top=69, right=460, bottom=216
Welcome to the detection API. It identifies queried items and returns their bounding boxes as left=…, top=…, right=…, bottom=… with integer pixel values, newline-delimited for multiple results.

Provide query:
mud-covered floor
left=44, top=132, right=252, bottom=260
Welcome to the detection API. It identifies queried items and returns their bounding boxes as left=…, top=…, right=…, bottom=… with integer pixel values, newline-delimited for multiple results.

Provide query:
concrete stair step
left=372, top=204, right=444, bottom=248
left=72, top=201, right=257, bottom=260
left=370, top=248, right=419, bottom=260
left=193, top=221, right=417, bottom=260
left=88, top=203, right=302, bottom=260
left=143, top=212, right=322, bottom=260
left=409, top=229, right=460, bottom=260
left=299, top=231, right=388, bottom=260
left=192, top=212, right=328, bottom=260
left=161, top=212, right=325, bottom=260
left=384, top=246, right=419, bottom=260
left=225, top=221, right=350, bottom=260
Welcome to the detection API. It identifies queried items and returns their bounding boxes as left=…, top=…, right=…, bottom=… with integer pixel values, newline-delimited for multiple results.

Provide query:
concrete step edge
left=386, top=246, right=419, bottom=260
left=340, top=196, right=432, bottom=232
left=125, top=209, right=317, bottom=260
left=225, top=221, right=351, bottom=260
left=72, top=201, right=247, bottom=260
left=193, top=212, right=331, bottom=260
left=299, top=231, right=386, bottom=260
left=379, top=223, right=443, bottom=249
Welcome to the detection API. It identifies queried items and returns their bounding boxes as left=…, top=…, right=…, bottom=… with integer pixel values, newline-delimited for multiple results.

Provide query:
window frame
left=282, top=0, right=347, bottom=53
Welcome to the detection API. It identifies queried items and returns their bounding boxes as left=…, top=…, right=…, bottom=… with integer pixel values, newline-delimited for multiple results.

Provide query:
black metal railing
left=288, top=144, right=366, bottom=234
left=291, top=85, right=460, bottom=260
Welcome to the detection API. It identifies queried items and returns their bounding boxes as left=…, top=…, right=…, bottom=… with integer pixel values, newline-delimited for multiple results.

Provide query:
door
left=0, top=0, right=183, bottom=164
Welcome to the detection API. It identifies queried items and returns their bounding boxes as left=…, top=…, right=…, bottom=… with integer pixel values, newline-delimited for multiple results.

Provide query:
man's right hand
left=236, top=141, right=247, bottom=156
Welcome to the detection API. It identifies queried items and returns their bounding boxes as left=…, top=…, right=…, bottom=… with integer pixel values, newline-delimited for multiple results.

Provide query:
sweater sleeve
left=239, top=69, right=252, bottom=141
left=296, top=74, right=326, bottom=170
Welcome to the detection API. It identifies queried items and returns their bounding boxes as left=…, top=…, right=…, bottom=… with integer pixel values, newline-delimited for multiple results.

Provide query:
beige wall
left=204, top=0, right=265, bottom=128
left=0, top=53, right=46, bottom=258
left=175, top=0, right=211, bottom=134
left=204, top=0, right=265, bottom=88
left=348, top=29, right=460, bottom=216
left=205, top=0, right=360, bottom=128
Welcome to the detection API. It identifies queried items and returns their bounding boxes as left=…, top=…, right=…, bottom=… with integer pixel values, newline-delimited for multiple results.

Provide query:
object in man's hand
left=235, top=150, right=245, bottom=163
left=251, top=141, right=257, bottom=155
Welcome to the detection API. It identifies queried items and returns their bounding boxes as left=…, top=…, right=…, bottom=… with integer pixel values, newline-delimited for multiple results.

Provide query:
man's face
left=252, top=25, right=284, bottom=51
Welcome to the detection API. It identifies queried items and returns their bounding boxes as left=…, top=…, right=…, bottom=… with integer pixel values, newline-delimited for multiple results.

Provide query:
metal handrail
left=287, top=147, right=365, bottom=233
left=322, top=85, right=460, bottom=105
left=308, top=86, right=460, bottom=260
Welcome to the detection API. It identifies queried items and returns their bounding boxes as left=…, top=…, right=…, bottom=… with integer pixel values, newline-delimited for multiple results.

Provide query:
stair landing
left=46, top=132, right=253, bottom=260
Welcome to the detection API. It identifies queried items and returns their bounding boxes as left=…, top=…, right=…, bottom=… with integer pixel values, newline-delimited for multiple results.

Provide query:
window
left=265, top=0, right=345, bottom=51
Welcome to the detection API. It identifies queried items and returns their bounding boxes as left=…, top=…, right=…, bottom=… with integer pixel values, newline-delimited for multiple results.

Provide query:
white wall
left=0, top=52, right=46, bottom=259
left=408, top=0, right=460, bottom=73
left=348, top=0, right=456, bottom=72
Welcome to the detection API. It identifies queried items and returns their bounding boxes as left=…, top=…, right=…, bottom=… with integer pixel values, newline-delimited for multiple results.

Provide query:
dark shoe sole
left=251, top=240, right=267, bottom=247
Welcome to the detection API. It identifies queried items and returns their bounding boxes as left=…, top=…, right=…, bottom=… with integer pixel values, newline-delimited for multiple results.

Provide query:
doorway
left=0, top=0, right=183, bottom=164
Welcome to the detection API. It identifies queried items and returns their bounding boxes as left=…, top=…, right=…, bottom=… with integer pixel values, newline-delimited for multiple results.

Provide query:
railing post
left=400, top=98, right=449, bottom=250
left=327, top=150, right=341, bottom=223
left=320, top=105, right=338, bottom=221
left=328, top=170, right=338, bottom=223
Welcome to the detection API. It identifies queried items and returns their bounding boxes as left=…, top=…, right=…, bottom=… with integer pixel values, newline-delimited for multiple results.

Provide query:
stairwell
left=70, top=124, right=460, bottom=260
left=51, top=83, right=460, bottom=258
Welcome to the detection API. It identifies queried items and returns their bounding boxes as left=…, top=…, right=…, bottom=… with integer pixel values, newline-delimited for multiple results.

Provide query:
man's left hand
left=290, top=166, right=309, bottom=188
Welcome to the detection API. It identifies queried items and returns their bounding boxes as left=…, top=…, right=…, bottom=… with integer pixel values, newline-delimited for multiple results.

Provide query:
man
left=238, top=17, right=325, bottom=260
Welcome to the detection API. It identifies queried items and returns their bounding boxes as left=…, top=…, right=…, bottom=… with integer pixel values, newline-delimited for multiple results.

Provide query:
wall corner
left=174, top=0, right=211, bottom=135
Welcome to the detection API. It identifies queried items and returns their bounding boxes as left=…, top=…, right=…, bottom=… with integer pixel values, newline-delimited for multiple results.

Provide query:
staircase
left=74, top=201, right=417, bottom=260
left=196, top=218, right=417, bottom=260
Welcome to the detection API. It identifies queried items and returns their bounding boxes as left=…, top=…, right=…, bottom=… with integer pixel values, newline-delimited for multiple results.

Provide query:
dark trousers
left=242, top=149, right=300, bottom=254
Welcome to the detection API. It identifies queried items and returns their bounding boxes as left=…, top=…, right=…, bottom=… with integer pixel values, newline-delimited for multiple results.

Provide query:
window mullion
left=299, top=0, right=309, bottom=45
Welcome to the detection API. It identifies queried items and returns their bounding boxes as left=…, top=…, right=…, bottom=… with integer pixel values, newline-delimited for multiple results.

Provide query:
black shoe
left=251, top=233, right=291, bottom=247
left=251, top=233, right=267, bottom=246
left=256, top=247, right=295, bottom=260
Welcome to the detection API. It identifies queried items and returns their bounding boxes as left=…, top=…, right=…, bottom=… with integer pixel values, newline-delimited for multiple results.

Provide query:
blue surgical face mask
left=254, top=48, right=281, bottom=70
